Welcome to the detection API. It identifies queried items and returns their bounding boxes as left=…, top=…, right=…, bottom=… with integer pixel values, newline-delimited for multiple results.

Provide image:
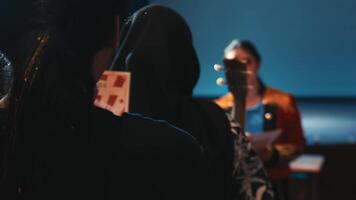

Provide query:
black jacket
left=0, top=107, right=209, bottom=200
left=89, top=107, right=210, bottom=200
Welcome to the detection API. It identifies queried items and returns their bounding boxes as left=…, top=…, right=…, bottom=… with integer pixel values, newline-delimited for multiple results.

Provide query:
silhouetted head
left=114, top=5, right=200, bottom=121
left=0, top=0, right=125, bottom=198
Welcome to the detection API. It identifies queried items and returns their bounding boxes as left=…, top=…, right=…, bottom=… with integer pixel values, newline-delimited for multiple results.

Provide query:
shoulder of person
left=121, top=112, right=201, bottom=152
left=193, top=98, right=232, bottom=135
left=214, top=92, right=234, bottom=110
left=93, top=106, right=201, bottom=153
left=263, top=87, right=297, bottom=111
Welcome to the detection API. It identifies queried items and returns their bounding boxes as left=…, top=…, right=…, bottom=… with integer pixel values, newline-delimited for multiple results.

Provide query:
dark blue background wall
left=149, top=0, right=356, bottom=97
left=138, top=0, right=356, bottom=145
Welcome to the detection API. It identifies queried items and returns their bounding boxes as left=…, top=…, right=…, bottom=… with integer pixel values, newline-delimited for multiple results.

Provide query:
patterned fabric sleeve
left=228, top=114, right=275, bottom=200
left=0, top=51, right=13, bottom=98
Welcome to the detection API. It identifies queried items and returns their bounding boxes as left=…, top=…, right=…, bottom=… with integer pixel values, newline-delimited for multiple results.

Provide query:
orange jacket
left=215, top=87, right=306, bottom=179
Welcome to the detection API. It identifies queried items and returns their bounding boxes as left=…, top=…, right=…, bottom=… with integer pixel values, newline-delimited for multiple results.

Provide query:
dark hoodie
left=114, top=5, right=234, bottom=200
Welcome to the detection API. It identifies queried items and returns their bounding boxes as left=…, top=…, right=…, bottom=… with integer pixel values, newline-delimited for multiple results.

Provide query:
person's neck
left=245, top=82, right=262, bottom=109
left=246, top=94, right=261, bottom=109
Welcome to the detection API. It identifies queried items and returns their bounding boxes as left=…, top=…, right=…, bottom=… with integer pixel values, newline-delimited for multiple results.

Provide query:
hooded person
left=113, top=5, right=276, bottom=200
left=0, top=1, right=209, bottom=199
left=114, top=5, right=235, bottom=200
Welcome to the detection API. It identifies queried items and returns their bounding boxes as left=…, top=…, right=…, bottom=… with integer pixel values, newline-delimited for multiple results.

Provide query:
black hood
left=114, top=4, right=200, bottom=95
left=112, top=5, right=200, bottom=120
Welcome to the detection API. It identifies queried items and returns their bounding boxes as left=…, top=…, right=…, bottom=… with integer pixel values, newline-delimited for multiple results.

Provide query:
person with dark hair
left=215, top=40, right=306, bottom=200
left=114, top=5, right=274, bottom=200
left=0, top=1, right=209, bottom=199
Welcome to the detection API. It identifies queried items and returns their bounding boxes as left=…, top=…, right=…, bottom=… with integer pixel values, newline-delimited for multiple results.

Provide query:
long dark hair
left=0, top=0, right=124, bottom=198
left=239, top=40, right=262, bottom=63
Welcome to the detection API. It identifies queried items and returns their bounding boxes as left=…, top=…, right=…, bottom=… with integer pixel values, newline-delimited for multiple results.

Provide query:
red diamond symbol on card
left=107, top=95, right=118, bottom=107
left=114, top=76, right=126, bottom=87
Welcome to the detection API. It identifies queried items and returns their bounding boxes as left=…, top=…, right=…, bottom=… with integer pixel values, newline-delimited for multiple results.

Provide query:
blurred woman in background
left=215, top=40, right=306, bottom=200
